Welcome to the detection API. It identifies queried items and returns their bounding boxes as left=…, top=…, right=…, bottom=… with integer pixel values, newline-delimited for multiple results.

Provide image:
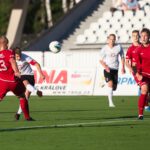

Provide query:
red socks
left=19, top=98, right=30, bottom=119
left=138, top=94, right=147, bottom=116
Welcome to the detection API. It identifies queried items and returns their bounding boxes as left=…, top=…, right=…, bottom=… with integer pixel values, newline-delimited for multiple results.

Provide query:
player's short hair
left=13, top=47, right=22, bottom=56
left=132, top=30, right=139, bottom=34
left=107, top=34, right=116, bottom=39
left=141, top=28, right=150, bottom=37
left=0, top=35, right=9, bottom=44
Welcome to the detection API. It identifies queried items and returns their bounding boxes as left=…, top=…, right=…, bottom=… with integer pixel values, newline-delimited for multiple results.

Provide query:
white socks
left=107, top=87, right=115, bottom=107
left=26, top=84, right=37, bottom=93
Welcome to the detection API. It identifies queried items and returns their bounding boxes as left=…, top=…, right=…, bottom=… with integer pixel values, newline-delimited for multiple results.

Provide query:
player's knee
left=141, top=84, right=148, bottom=94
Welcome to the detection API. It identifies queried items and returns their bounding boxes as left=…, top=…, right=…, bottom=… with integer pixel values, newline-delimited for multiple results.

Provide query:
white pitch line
left=0, top=118, right=142, bottom=132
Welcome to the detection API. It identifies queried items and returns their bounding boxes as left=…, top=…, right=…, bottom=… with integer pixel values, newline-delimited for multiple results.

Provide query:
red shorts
left=0, top=79, right=25, bottom=100
left=132, top=73, right=140, bottom=84
left=138, top=76, right=150, bottom=88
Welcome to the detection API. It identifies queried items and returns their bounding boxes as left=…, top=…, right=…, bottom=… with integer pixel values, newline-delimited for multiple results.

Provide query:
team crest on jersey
left=0, top=54, right=5, bottom=58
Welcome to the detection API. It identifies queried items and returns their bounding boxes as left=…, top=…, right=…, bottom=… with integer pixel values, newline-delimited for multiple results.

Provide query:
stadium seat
left=144, top=5, right=150, bottom=14
left=76, top=34, right=86, bottom=44
left=113, top=11, right=123, bottom=19
left=102, top=11, right=112, bottom=20
left=135, top=10, right=145, bottom=19
left=89, top=22, right=100, bottom=33
left=84, top=29, right=94, bottom=36
left=142, top=18, right=149, bottom=28
left=123, top=11, right=134, bottom=20
left=111, top=22, right=121, bottom=32
left=117, top=29, right=130, bottom=43
left=95, top=30, right=106, bottom=37
left=97, top=18, right=106, bottom=25
left=106, top=29, right=117, bottom=36
left=97, top=33, right=107, bottom=43
left=138, top=1, right=147, bottom=8
left=86, top=34, right=97, bottom=43
left=100, top=22, right=110, bottom=30
left=119, top=34, right=130, bottom=43
left=132, top=23, right=143, bottom=30
left=120, top=19, right=132, bottom=31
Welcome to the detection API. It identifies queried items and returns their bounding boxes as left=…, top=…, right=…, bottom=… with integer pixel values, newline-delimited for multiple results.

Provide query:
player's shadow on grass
left=0, top=123, right=139, bottom=133
left=103, top=115, right=137, bottom=120
left=31, top=109, right=102, bottom=113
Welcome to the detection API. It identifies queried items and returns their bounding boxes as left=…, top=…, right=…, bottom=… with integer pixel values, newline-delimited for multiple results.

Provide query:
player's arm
left=99, top=47, right=110, bottom=72
left=125, top=59, right=132, bottom=73
left=34, top=62, right=45, bottom=80
left=125, top=48, right=132, bottom=73
left=9, top=58, right=21, bottom=78
left=132, top=49, right=143, bottom=81
left=99, top=60, right=110, bottom=72
left=119, top=46, right=125, bottom=74
left=121, top=57, right=125, bottom=74
left=25, top=54, right=45, bottom=80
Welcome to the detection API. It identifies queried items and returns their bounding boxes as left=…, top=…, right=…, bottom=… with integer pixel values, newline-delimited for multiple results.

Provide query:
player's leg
left=138, top=83, right=148, bottom=120
left=22, top=76, right=43, bottom=97
left=133, top=74, right=150, bottom=111
left=0, top=80, right=9, bottom=101
left=107, top=80, right=115, bottom=107
left=17, top=76, right=35, bottom=114
left=112, top=70, right=118, bottom=91
left=104, top=70, right=115, bottom=107
left=16, top=90, right=31, bottom=116
left=144, top=87, right=150, bottom=111
left=11, top=80, right=33, bottom=121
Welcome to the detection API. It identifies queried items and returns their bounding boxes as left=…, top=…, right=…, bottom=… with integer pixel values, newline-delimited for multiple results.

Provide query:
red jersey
left=0, top=49, right=16, bottom=82
left=133, top=44, right=150, bottom=78
left=126, top=44, right=139, bottom=66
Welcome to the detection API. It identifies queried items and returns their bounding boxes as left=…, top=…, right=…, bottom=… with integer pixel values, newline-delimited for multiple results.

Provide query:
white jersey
left=16, top=53, right=37, bottom=75
left=99, top=44, right=124, bottom=70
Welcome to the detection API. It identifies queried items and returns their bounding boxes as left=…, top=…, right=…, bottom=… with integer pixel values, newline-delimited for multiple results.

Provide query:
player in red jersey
left=132, top=28, right=150, bottom=120
left=126, top=30, right=140, bottom=75
left=0, top=35, right=33, bottom=121
left=126, top=30, right=150, bottom=111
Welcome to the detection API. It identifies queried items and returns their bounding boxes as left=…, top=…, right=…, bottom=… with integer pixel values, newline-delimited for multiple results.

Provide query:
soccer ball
left=49, top=41, right=61, bottom=53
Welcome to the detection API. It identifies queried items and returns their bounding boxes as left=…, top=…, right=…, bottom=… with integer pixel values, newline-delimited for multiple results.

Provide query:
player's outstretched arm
left=34, top=62, right=45, bottom=80
left=9, top=58, right=21, bottom=78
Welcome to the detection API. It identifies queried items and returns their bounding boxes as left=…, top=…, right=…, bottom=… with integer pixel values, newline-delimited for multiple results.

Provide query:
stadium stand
left=26, top=0, right=150, bottom=52
left=74, top=1, right=150, bottom=47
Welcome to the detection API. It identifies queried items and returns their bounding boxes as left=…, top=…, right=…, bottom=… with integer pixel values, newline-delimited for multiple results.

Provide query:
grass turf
left=0, top=96, right=149, bottom=150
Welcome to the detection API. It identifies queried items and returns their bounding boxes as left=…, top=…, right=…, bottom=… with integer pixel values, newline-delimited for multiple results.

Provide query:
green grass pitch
left=0, top=96, right=150, bottom=150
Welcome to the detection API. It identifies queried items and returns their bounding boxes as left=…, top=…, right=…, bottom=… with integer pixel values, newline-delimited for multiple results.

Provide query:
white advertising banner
left=93, top=68, right=139, bottom=96
left=34, top=68, right=96, bottom=95
left=7, top=67, right=139, bottom=96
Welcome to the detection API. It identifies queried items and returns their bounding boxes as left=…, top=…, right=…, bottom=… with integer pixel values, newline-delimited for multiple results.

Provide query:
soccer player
left=13, top=47, right=45, bottom=120
left=132, top=28, right=150, bottom=120
left=0, top=35, right=33, bottom=121
left=99, top=34, right=125, bottom=107
left=126, top=30, right=150, bottom=111
left=126, top=30, right=140, bottom=74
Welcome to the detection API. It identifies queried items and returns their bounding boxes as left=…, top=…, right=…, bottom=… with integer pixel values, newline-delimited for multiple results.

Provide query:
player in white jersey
left=99, top=34, right=125, bottom=107
left=13, top=47, right=45, bottom=120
